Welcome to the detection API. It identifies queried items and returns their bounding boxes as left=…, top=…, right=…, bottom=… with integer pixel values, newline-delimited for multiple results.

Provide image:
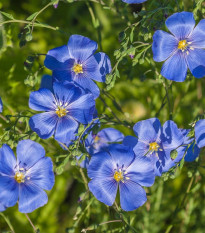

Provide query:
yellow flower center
left=56, top=106, right=67, bottom=117
left=15, top=172, right=25, bottom=183
left=178, top=40, right=188, bottom=51
left=94, top=135, right=100, bottom=142
left=114, top=171, right=124, bottom=182
left=149, top=142, right=160, bottom=151
left=73, top=64, right=83, bottom=74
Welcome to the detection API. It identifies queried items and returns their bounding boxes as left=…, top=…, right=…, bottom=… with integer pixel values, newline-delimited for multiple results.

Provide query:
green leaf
left=26, top=12, right=38, bottom=20
left=0, top=11, right=14, bottom=20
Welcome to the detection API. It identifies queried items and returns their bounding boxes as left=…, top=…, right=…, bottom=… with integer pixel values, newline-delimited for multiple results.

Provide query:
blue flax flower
left=29, top=82, right=95, bottom=144
left=44, top=34, right=112, bottom=98
left=152, top=12, right=205, bottom=81
left=122, top=0, right=146, bottom=3
left=0, top=97, right=3, bottom=112
left=123, top=118, right=184, bottom=176
left=85, top=128, right=124, bottom=154
left=88, top=144, right=155, bottom=211
left=0, top=140, right=55, bottom=213
left=195, top=119, right=205, bottom=148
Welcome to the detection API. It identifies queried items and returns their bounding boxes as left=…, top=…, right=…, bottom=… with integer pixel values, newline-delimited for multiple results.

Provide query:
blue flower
left=0, top=203, right=6, bottom=212
left=0, top=97, right=3, bottom=113
left=29, top=82, right=95, bottom=144
left=85, top=128, right=124, bottom=154
left=122, top=0, right=147, bottom=3
left=0, top=140, right=55, bottom=213
left=88, top=144, right=155, bottom=211
left=123, top=118, right=184, bottom=176
left=44, top=35, right=112, bottom=99
left=195, top=119, right=205, bottom=148
left=152, top=12, right=205, bottom=81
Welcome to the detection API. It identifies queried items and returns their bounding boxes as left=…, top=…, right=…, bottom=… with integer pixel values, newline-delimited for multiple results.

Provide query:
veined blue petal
left=0, top=97, right=3, bottom=113
left=45, top=45, right=70, bottom=63
left=0, top=144, right=16, bottom=176
left=162, top=120, right=184, bottom=151
left=97, top=128, right=124, bottom=143
left=74, top=76, right=100, bottom=99
left=180, top=129, right=194, bottom=145
left=16, top=140, right=45, bottom=170
left=133, top=141, right=149, bottom=157
left=88, top=178, right=117, bottom=206
left=67, top=35, right=98, bottom=62
left=40, top=75, right=53, bottom=92
left=54, top=116, right=78, bottom=143
left=195, top=119, right=205, bottom=148
left=186, top=48, right=205, bottom=78
left=119, top=181, right=147, bottom=211
left=165, top=12, right=195, bottom=40
left=152, top=30, right=178, bottom=62
left=29, top=112, right=58, bottom=139
left=68, top=94, right=95, bottom=124
left=27, top=157, right=55, bottom=190
left=88, top=151, right=115, bottom=179
left=185, top=143, right=200, bottom=162
left=133, top=118, right=162, bottom=143
left=188, top=19, right=205, bottom=48
left=123, top=136, right=138, bottom=148
left=108, top=144, right=135, bottom=169
left=0, top=202, right=6, bottom=212
left=18, top=183, right=48, bottom=213
left=53, top=82, right=82, bottom=105
left=0, top=176, right=18, bottom=208
left=53, top=70, right=73, bottom=82
left=126, top=155, right=155, bottom=187
left=29, top=88, right=56, bottom=112
left=161, top=51, right=187, bottom=81
left=122, top=0, right=147, bottom=3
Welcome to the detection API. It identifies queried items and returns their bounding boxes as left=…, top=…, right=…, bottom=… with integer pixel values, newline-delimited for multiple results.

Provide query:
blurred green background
left=0, top=0, right=205, bottom=232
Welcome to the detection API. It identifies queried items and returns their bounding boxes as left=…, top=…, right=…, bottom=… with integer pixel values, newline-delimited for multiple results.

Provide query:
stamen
left=178, top=40, right=188, bottom=52
left=56, top=106, right=68, bottom=117
left=114, top=171, right=124, bottom=182
left=14, top=172, right=25, bottom=183
left=73, top=64, right=83, bottom=74
left=149, top=142, right=160, bottom=152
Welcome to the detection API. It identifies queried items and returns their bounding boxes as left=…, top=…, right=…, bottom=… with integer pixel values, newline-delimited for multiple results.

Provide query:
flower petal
left=122, top=0, right=147, bottom=3
left=0, top=202, right=6, bottom=212
left=74, top=76, right=100, bottom=99
left=152, top=30, right=178, bottom=62
left=133, top=141, right=149, bottom=156
left=68, top=94, right=95, bottom=124
left=185, top=143, right=200, bottom=162
left=29, top=88, right=56, bottom=112
left=162, top=120, right=184, bottom=151
left=108, top=144, right=135, bottom=169
left=195, top=119, right=205, bottom=148
left=53, top=82, right=82, bottom=105
left=123, top=136, right=138, bottom=148
left=0, top=97, right=3, bottom=113
left=188, top=19, right=205, bottom=48
left=186, top=48, right=205, bottom=78
left=53, top=70, right=73, bottom=82
left=29, top=112, right=58, bottom=139
left=0, top=144, right=16, bottom=176
left=87, top=151, right=115, bottom=179
left=54, top=116, right=78, bottom=143
left=126, top=155, right=155, bottom=187
left=97, top=128, right=124, bottom=143
left=161, top=51, right=187, bottom=81
left=119, top=181, right=147, bottom=211
left=16, top=140, right=45, bottom=170
left=27, top=157, right=55, bottom=190
left=40, top=75, right=54, bottom=92
left=18, top=183, right=48, bottom=213
left=67, top=35, right=98, bottom=62
left=88, top=178, right=117, bottom=206
left=0, top=176, right=18, bottom=208
left=165, top=12, right=195, bottom=40
left=133, top=118, right=162, bottom=143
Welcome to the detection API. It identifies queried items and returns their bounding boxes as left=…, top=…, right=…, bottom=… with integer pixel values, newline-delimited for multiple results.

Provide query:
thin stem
left=0, top=213, right=15, bottom=233
left=25, top=213, right=37, bottom=232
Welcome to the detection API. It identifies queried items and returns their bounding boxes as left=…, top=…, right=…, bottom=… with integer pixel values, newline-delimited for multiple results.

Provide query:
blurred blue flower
left=0, top=140, right=55, bottom=213
left=195, top=119, right=205, bottom=148
left=29, top=82, right=95, bottom=144
left=122, top=0, right=147, bottom=3
left=123, top=118, right=184, bottom=176
left=85, top=128, right=124, bottom=154
left=152, top=12, right=205, bottom=81
left=0, top=97, right=3, bottom=113
left=88, top=144, right=155, bottom=211
left=44, top=35, right=112, bottom=98
left=0, top=202, right=6, bottom=212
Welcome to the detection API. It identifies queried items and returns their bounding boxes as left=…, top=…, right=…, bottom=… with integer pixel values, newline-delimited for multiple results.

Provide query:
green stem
left=25, top=213, right=37, bottom=233
left=0, top=213, right=15, bottom=233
